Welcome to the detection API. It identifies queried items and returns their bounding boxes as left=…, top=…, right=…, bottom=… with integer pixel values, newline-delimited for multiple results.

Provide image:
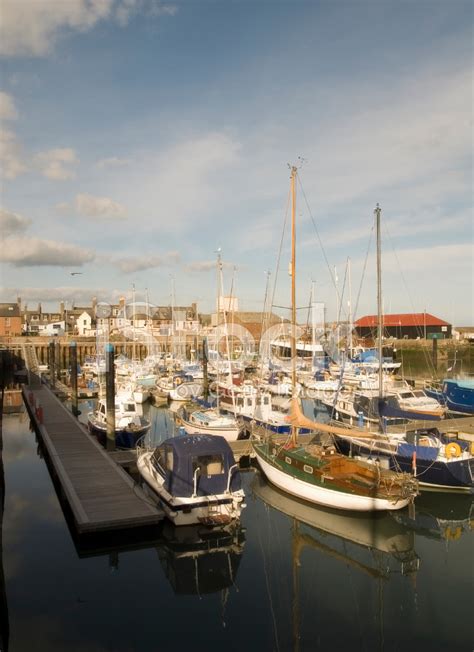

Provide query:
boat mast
left=290, top=165, right=298, bottom=447
left=348, top=257, right=353, bottom=356
left=216, top=249, right=222, bottom=416
left=375, top=204, right=383, bottom=398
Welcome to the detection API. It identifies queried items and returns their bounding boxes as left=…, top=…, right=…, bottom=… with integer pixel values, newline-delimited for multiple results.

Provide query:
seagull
left=70, top=272, right=83, bottom=276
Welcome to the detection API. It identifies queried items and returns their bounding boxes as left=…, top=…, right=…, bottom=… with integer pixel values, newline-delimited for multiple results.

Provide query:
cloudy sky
left=0, top=0, right=472, bottom=325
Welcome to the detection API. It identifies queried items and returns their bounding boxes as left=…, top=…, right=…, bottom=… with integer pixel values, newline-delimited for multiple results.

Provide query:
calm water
left=0, top=399, right=473, bottom=652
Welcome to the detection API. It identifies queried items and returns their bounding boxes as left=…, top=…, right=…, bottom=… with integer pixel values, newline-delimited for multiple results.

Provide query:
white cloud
left=185, top=260, right=234, bottom=273
left=114, top=251, right=180, bottom=272
left=125, top=132, right=242, bottom=232
left=0, top=237, right=95, bottom=267
left=0, top=128, right=27, bottom=178
left=0, top=0, right=178, bottom=57
left=55, top=202, right=71, bottom=214
left=35, top=148, right=78, bottom=180
left=95, top=156, right=131, bottom=169
left=0, top=208, right=31, bottom=237
left=75, top=193, right=127, bottom=219
left=0, top=286, right=107, bottom=305
left=0, top=91, right=18, bottom=120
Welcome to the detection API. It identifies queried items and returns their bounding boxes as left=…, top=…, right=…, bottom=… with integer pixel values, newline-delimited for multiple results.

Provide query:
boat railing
left=226, top=464, right=238, bottom=493
left=136, top=434, right=154, bottom=457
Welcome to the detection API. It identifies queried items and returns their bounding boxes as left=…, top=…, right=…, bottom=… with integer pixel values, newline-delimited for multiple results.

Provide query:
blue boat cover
left=155, top=434, right=241, bottom=498
left=397, top=442, right=439, bottom=461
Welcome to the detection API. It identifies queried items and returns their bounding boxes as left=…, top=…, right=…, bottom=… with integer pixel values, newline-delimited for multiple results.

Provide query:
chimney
left=17, top=296, right=21, bottom=311
left=59, top=301, right=65, bottom=317
left=38, top=302, right=42, bottom=315
left=92, top=296, right=97, bottom=311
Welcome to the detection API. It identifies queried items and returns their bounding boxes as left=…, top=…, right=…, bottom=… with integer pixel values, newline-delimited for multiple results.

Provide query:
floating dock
left=22, top=377, right=163, bottom=533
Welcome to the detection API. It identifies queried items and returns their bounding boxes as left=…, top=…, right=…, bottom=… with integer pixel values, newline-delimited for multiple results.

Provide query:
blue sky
left=0, top=0, right=472, bottom=325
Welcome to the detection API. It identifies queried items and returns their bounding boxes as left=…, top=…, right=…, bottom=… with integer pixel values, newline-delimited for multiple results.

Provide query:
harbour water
left=0, top=400, right=473, bottom=651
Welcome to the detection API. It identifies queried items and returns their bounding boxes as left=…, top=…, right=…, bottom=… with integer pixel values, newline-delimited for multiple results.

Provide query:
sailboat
left=251, top=166, right=419, bottom=511
left=177, top=250, right=244, bottom=441
left=331, top=206, right=474, bottom=492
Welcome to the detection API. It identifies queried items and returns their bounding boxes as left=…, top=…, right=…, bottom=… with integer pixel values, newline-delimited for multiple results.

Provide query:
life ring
left=445, top=442, right=462, bottom=459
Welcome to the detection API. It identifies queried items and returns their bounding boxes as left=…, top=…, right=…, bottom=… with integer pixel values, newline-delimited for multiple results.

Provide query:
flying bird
left=70, top=272, right=83, bottom=276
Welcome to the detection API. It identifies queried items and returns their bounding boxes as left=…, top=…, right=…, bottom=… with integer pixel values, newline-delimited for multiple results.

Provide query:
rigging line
left=256, top=501, right=282, bottom=652
left=352, top=223, right=374, bottom=323
left=337, top=260, right=349, bottom=323
left=297, top=176, right=344, bottom=312
left=269, top=185, right=291, bottom=318
left=382, top=221, right=438, bottom=374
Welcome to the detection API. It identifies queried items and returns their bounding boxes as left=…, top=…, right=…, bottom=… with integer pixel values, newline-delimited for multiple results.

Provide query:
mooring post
left=432, top=337, right=438, bottom=371
left=106, top=343, right=116, bottom=451
left=49, top=341, right=56, bottom=389
left=70, top=341, right=78, bottom=417
left=202, top=336, right=209, bottom=400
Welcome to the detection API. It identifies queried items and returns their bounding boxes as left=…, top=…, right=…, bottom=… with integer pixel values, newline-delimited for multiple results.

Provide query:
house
left=75, top=310, right=95, bottom=336
left=0, top=302, right=22, bottom=336
left=354, top=313, right=452, bottom=340
left=453, top=327, right=474, bottom=343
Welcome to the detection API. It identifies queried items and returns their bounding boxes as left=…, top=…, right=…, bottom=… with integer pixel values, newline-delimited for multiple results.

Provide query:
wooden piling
left=105, top=343, right=115, bottom=451
left=70, top=341, right=78, bottom=417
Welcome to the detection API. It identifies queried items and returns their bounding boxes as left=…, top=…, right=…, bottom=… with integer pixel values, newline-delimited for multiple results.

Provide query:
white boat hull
left=137, top=452, right=245, bottom=526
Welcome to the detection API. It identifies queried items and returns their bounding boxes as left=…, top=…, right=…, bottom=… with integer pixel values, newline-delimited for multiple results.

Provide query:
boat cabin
left=150, top=435, right=241, bottom=497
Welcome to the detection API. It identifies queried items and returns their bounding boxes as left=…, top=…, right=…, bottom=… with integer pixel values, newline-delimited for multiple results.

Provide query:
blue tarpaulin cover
left=156, top=434, right=241, bottom=498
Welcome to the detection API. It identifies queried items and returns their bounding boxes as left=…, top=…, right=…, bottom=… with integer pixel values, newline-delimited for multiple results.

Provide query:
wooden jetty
left=22, top=377, right=163, bottom=533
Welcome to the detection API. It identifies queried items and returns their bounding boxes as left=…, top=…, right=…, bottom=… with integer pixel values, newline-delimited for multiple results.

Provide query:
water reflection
left=157, top=520, right=245, bottom=596
left=393, top=492, right=473, bottom=542
left=251, top=473, right=419, bottom=579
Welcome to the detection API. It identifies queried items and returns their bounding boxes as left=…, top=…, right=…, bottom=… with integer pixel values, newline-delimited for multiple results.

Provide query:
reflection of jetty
left=23, top=375, right=163, bottom=533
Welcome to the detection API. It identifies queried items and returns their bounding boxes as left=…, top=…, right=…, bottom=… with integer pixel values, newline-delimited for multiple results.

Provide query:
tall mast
left=375, top=203, right=383, bottom=397
left=290, top=165, right=298, bottom=447
left=311, top=280, right=316, bottom=368
left=348, top=257, right=353, bottom=355
left=216, top=249, right=222, bottom=416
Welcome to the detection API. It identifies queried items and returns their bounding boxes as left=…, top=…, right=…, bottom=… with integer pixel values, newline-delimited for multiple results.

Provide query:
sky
left=0, top=0, right=472, bottom=325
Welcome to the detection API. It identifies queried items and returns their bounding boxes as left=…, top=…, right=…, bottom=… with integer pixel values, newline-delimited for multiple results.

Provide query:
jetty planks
left=22, top=381, right=163, bottom=533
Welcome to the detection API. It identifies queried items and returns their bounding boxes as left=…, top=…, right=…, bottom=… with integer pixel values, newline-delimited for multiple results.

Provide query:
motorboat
left=136, top=434, right=246, bottom=526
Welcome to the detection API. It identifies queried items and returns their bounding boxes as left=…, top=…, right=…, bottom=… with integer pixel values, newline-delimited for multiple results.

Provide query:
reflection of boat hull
left=252, top=474, right=414, bottom=555
left=392, top=492, right=473, bottom=541
left=158, top=521, right=245, bottom=595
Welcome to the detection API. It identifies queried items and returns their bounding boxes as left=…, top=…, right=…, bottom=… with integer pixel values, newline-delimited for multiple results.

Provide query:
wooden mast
left=290, top=165, right=298, bottom=447
left=375, top=203, right=383, bottom=399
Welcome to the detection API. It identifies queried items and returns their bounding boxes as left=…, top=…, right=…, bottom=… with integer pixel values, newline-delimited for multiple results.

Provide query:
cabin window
left=285, top=456, right=292, bottom=465
left=237, top=397, right=243, bottom=407
left=100, top=404, right=106, bottom=414
left=152, top=447, right=165, bottom=469
left=263, top=396, right=269, bottom=405
left=192, top=454, right=224, bottom=476
left=303, top=464, right=313, bottom=474
left=165, top=446, right=174, bottom=471
left=246, top=398, right=252, bottom=406
left=124, top=403, right=135, bottom=412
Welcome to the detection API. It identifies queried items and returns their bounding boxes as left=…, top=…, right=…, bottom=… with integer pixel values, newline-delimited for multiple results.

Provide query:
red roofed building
left=354, top=313, right=452, bottom=340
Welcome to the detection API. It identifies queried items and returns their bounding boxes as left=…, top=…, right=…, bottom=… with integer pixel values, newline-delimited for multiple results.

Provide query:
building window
left=5, top=318, right=10, bottom=327
left=83, top=319, right=87, bottom=326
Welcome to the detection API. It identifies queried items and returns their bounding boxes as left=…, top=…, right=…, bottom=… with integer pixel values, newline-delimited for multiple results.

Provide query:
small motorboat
left=87, top=394, right=150, bottom=448
left=136, top=434, right=246, bottom=526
